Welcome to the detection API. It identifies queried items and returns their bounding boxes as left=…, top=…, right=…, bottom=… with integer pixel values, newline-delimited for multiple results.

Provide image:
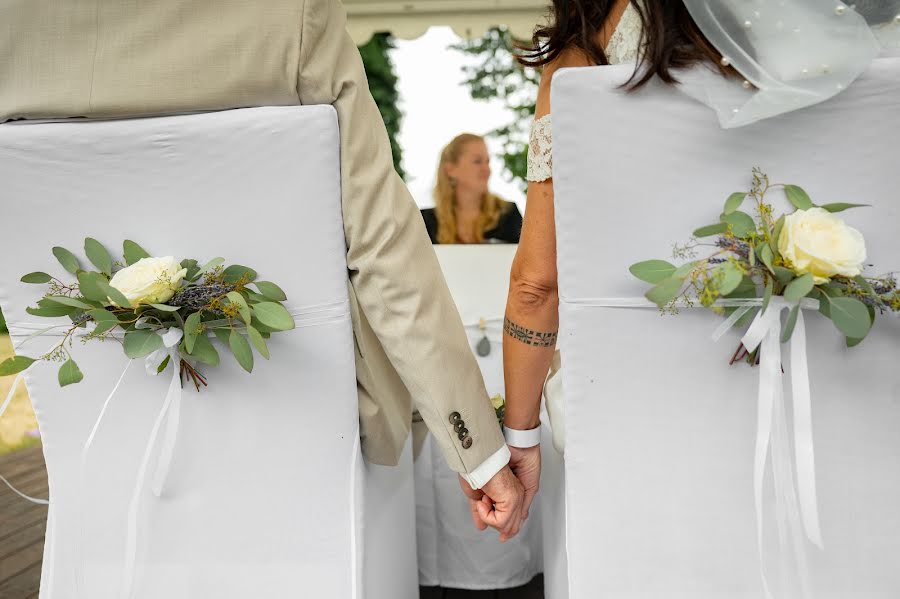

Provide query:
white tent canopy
left=346, top=0, right=548, bottom=44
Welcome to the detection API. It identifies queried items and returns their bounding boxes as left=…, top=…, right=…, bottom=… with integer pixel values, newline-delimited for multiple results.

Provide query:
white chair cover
left=551, top=59, right=900, bottom=598
left=0, top=106, right=415, bottom=599
left=414, top=246, right=544, bottom=589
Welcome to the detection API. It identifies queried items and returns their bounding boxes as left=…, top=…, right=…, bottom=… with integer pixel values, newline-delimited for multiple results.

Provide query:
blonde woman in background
left=422, top=133, right=522, bottom=245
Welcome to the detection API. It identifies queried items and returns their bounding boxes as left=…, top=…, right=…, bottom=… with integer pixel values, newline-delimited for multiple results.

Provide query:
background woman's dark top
left=421, top=201, right=523, bottom=244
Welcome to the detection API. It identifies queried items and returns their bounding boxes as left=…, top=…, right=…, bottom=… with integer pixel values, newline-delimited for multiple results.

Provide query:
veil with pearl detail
left=678, top=0, right=899, bottom=128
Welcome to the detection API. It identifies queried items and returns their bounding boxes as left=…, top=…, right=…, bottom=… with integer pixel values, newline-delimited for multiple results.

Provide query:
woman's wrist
left=503, top=403, right=541, bottom=431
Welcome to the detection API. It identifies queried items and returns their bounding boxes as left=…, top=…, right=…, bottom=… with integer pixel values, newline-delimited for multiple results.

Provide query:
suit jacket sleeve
left=295, top=0, right=506, bottom=474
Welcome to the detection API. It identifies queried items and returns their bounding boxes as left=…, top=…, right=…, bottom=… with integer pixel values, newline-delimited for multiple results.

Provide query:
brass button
left=449, top=411, right=461, bottom=424
left=457, top=428, right=468, bottom=440
left=453, top=420, right=466, bottom=433
left=461, top=436, right=473, bottom=449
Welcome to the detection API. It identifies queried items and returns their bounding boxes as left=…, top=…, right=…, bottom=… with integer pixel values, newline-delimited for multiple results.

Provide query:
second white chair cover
left=551, top=60, right=900, bottom=598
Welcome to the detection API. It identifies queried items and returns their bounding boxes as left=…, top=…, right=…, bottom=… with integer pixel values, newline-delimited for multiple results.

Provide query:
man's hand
left=509, top=445, right=541, bottom=520
left=460, top=465, right=525, bottom=542
left=458, top=474, right=488, bottom=531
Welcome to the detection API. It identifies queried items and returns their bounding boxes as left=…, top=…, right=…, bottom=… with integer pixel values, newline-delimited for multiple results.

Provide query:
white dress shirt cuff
left=460, top=444, right=511, bottom=490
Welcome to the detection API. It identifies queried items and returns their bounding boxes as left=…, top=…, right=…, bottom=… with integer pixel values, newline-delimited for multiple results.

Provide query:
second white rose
left=109, top=256, right=188, bottom=305
left=778, top=207, right=867, bottom=284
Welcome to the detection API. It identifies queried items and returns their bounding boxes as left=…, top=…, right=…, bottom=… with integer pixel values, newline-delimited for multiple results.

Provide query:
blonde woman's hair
left=433, top=133, right=506, bottom=244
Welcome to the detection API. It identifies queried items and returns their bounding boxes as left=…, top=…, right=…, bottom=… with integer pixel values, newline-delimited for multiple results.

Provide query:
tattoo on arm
left=504, top=317, right=558, bottom=347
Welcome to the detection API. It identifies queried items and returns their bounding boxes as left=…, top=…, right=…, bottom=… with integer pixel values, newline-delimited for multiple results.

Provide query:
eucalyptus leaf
left=58, top=358, right=84, bottom=387
left=52, top=246, right=81, bottom=274
left=21, top=272, right=52, bottom=284
left=816, top=290, right=832, bottom=319
left=194, top=257, right=225, bottom=279
left=76, top=271, right=108, bottom=303
left=673, top=261, right=699, bottom=279
left=717, top=263, right=743, bottom=295
left=0, top=355, right=37, bottom=376
left=27, top=301, right=77, bottom=318
left=773, top=266, right=795, bottom=286
left=693, top=223, right=728, bottom=238
left=245, top=291, right=269, bottom=304
left=124, top=330, right=164, bottom=359
left=184, top=312, right=202, bottom=353
left=156, top=354, right=172, bottom=374
left=181, top=259, right=200, bottom=280
left=250, top=316, right=276, bottom=334
left=247, top=325, right=270, bottom=359
left=226, top=291, right=251, bottom=324
left=629, top=260, right=676, bottom=284
left=784, top=185, right=814, bottom=210
left=770, top=215, right=786, bottom=254
left=846, top=335, right=866, bottom=347
left=191, top=333, right=220, bottom=366
left=229, top=329, right=254, bottom=373
left=827, top=296, right=872, bottom=339
left=84, top=237, right=113, bottom=274
left=762, top=279, right=774, bottom=314
left=123, top=240, right=151, bottom=265
left=212, top=327, right=231, bottom=346
left=759, top=245, right=776, bottom=275
left=252, top=281, right=288, bottom=302
left=645, top=277, right=683, bottom=308
left=820, top=203, right=869, bottom=214
left=784, top=273, right=814, bottom=302
left=223, top=265, right=257, bottom=285
left=44, top=296, right=94, bottom=310
left=149, top=303, right=180, bottom=312
left=251, top=302, right=295, bottom=331
left=721, top=211, right=757, bottom=238
left=99, top=280, right=132, bottom=308
left=723, top=192, right=747, bottom=215
left=88, top=309, right=120, bottom=334
left=781, top=304, right=800, bottom=343
left=853, top=275, right=876, bottom=296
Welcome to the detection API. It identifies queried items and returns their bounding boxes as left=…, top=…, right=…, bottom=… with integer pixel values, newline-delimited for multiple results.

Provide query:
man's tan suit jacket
left=0, top=0, right=505, bottom=474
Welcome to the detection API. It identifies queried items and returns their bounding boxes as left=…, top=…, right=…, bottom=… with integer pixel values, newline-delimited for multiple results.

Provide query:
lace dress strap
left=525, top=2, right=643, bottom=184
left=526, top=114, right=553, bottom=182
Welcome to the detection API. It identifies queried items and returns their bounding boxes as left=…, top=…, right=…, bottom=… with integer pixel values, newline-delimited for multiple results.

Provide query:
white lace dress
left=526, top=1, right=643, bottom=183
left=530, top=2, right=644, bottom=453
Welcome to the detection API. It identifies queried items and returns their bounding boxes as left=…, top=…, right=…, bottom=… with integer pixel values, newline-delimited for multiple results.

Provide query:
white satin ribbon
left=560, top=295, right=823, bottom=598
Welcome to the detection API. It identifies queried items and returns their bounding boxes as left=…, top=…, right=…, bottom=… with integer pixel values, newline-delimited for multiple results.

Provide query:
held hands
left=458, top=465, right=525, bottom=542
left=508, top=445, right=541, bottom=521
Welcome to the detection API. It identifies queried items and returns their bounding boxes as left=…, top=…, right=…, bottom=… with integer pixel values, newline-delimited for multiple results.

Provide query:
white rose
left=778, top=207, right=866, bottom=284
left=490, top=394, right=505, bottom=411
left=109, top=256, right=188, bottom=305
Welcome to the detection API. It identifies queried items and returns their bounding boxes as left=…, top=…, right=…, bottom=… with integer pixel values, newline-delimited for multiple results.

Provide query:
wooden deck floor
left=0, top=445, right=47, bottom=598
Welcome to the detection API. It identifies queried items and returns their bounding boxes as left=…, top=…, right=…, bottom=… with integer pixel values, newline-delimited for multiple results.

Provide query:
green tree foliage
left=0, top=308, right=6, bottom=334
left=452, top=27, right=539, bottom=191
left=358, top=33, right=406, bottom=180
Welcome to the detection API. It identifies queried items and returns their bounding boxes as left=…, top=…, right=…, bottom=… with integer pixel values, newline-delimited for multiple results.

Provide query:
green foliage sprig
left=0, top=239, right=295, bottom=389
left=629, top=169, right=897, bottom=362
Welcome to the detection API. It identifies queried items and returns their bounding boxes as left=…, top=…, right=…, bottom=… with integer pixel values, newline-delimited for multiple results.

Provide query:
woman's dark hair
left=517, top=0, right=740, bottom=89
